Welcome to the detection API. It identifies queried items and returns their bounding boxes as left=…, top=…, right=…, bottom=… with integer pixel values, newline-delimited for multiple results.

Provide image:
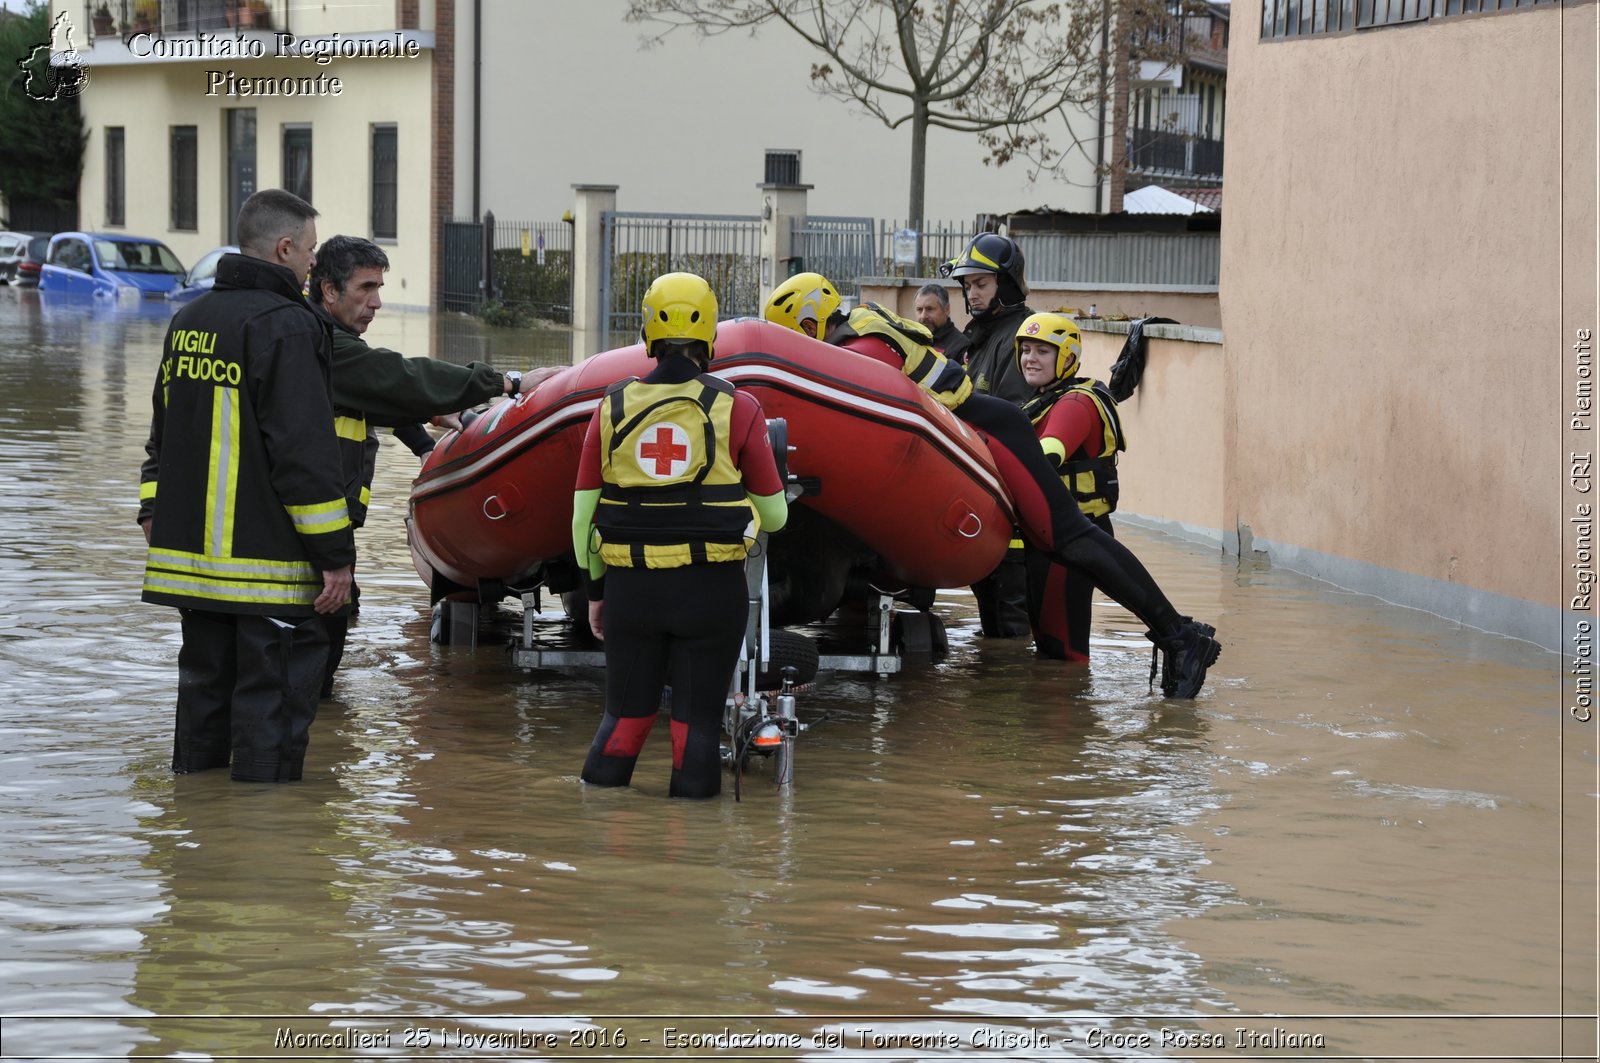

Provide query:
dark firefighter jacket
left=316, top=306, right=504, bottom=527
left=962, top=301, right=1036, bottom=405
left=928, top=317, right=972, bottom=365
left=139, top=253, right=354, bottom=616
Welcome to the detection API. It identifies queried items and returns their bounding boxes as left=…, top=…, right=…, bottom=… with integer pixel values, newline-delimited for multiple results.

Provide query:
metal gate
left=599, top=211, right=763, bottom=343
left=439, top=217, right=484, bottom=313
left=788, top=215, right=875, bottom=297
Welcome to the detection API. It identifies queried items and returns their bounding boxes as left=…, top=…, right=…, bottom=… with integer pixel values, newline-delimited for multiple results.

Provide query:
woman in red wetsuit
left=572, top=273, right=788, bottom=798
left=1013, top=312, right=1125, bottom=662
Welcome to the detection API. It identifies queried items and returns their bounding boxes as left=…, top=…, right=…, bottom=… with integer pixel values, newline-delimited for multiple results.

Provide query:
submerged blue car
left=38, top=232, right=187, bottom=301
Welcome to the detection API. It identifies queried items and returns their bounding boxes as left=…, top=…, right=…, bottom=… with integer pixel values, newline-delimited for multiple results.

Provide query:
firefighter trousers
left=174, top=608, right=331, bottom=783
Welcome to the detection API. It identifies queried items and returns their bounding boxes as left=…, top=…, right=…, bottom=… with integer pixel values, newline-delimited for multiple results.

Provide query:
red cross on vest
left=637, top=423, right=691, bottom=478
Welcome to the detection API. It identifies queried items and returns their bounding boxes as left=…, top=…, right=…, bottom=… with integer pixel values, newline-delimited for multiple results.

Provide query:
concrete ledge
left=1233, top=528, right=1562, bottom=655
left=1079, top=318, right=1224, bottom=345
left=1117, top=511, right=1228, bottom=551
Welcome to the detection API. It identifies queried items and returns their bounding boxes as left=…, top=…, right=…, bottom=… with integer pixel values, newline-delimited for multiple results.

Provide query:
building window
left=1264, top=0, right=1550, bottom=36
left=170, top=125, right=198, bottom=232
left=371, top=124, right=397, bottom=240
left=283, top=125, right=312, bottom=204
left=105, top=127, right=125, bottom=227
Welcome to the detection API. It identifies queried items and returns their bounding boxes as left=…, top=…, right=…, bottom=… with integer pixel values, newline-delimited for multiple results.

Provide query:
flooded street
left=0, top=288, right=1591, bottom=1061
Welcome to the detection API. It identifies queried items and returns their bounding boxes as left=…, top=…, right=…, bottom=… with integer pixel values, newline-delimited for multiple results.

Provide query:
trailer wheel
left=892, top=610, right=948, bottom=660
left=756, top=628, right=819, bottom=689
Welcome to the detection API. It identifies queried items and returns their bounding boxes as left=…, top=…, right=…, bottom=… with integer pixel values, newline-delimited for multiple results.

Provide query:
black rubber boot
left=1149, top=619, right=1222, bottom=699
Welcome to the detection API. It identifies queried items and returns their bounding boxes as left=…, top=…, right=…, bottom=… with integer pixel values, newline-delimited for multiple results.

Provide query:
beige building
left=1220, top=0, right=1592, bottom=651
left=61, top=0, right=436, bottom=299
left=63, top=0, right=1125, bottom=308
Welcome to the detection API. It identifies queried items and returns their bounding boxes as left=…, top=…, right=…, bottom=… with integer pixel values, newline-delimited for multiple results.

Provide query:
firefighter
left=947, top=234, right=1039, bottom=637
left=573, top=272, right=789, bottom=798
left=138, top=189, right=354, bottom=783
left=762, top=273, right=1222, bottom=698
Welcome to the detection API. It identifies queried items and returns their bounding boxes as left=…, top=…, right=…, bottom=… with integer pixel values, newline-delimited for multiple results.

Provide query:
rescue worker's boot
left=667, top=719, right=721, bottom=799
left=580, top=713, right=656, bottom=787
left=230, top=614, right=329, bottom=783
left=173, top=609, right=238, bottom=773
left=1149, top=619, right=1222, bottom=699
left=971, top=546, right=1029, bottom=637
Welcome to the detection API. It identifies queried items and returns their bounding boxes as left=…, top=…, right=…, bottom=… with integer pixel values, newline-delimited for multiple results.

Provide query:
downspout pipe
left=472, top=0, right=482, bottom=219
left=1096, top=0, right=1110, bottom=213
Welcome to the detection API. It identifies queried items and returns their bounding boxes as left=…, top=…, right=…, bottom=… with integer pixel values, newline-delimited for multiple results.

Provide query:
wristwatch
left=505, top=371, right=523, bottom=396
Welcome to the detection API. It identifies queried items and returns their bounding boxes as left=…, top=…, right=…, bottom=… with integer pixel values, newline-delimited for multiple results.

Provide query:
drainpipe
left=472, top=0, right=482, bottom=219
left=1095, top=0, right=1110, bottom=213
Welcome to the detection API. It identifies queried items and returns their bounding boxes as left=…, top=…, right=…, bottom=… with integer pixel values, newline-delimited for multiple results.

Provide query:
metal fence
left=1015, top=232, right=1221, bottom=287
left=790, top=217, right=976, bottom=296
left=599, top=211, right=763, bottom=341
left=440, top=214, right=573, bottom=321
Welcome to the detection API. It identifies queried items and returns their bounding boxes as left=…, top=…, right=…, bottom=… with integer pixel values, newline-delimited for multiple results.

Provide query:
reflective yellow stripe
left=139, top=480, right=158, bottom=501
left=284, top=497, right=351, bottom=536
left=358, top=485, right=371, bottom=507
left=144, top=546, right=320, bottom=607
left=147, top=546, right=317, bottom=581
left=142, top=572, right=319, bottom=606
left=204, top=386, right=241, bottom=558
left=334, top=414, right=367, bottom=442
left=598, top=540, right=749, bottom=568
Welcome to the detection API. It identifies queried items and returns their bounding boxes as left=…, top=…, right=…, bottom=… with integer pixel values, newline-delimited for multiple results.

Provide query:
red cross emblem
left=637, top=424, right=691, bottom=478
left=1024, top=321, right=1040, bottom=335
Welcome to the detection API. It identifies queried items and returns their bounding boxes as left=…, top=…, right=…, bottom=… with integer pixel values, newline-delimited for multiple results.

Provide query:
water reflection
left=0, top=289, right=1584, bottom=1060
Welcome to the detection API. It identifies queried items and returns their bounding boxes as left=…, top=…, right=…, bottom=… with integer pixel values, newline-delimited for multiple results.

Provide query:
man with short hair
left=949, top=233, right=1036, bottom=405
left=139, top=188, right=354, bottom=783
left=307, top=234, right=561, bottom=695
left=913, top=282, right=971, bottom=365
left=944, top=236, right=1039, bottom=635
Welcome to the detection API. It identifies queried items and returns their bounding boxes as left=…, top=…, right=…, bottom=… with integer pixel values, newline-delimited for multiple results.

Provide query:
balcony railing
left=1128, top=129, right=1225, bottom=182
left=84, top=0, right=289, bottom=42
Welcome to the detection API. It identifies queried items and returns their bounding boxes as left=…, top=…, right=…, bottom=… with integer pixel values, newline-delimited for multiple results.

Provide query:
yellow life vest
left=837, top=303, right=973, bottom=409
left=594, top=375, right=752, bottom=568
left=1023, top=378, right=1126, bottom=518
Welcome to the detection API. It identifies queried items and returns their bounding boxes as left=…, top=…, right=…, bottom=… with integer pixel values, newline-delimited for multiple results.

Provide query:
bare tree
left=623, top=0, right=1117, bottom=225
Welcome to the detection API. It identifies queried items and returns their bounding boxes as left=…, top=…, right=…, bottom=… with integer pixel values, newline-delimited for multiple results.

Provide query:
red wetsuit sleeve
left=1039, top=391, right=1105, bottom=458
left=730, top=390, right=784, bottom=495
left=574, top=405, right=605, bottom=490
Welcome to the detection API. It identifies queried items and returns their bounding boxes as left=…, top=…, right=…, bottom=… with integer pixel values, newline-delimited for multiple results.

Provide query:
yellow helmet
left=763, top=272, right=841, bottom=334
left=641, top=272, right=718, bottom=359
left=1013, top=312, right=1083, bottom=381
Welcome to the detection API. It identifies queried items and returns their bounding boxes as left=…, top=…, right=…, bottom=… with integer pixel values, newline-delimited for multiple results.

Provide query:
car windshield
left=96, top=239, right=184, bottom=274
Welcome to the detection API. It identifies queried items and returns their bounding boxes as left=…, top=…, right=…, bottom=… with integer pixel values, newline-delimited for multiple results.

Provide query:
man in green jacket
left=308, top=234, right=561, bottom=695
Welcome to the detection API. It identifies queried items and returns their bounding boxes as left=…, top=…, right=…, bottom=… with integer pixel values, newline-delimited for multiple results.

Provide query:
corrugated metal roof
left=1124, top=186, right=1216, bottom=214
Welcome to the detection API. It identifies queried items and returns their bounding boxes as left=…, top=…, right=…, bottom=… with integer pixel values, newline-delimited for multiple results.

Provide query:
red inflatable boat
left=407, top=318, right=1015, bottom=626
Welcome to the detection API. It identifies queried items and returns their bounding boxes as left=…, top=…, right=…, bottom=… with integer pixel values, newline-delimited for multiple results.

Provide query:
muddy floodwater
left=0, top=288, right=1592, bottom=1061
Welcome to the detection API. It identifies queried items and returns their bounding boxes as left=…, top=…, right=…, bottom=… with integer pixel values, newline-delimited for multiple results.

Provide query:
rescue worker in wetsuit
left=307, top=234, right=562, bottom=698
left=138, top=189, right=354, bottom=783
left=949, top=236, right=1036, bottom=638
left=573, top=272, right=789, bottom=798
left=762, top=273, right=1221, bottom=698
left=1014, top=312, right=1126, bottom=662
